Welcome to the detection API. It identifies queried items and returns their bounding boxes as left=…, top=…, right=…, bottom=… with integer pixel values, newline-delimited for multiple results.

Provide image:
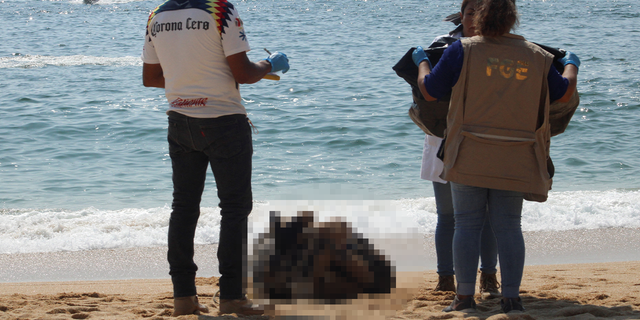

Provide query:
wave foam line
left=70, top=0, right=147, bottom=4
left=0, top=55, right=141, bottom=69
left=1, top=190, right=638, bottom=254
left=400, top=189, right=640, bottom=234
left=0, top=206, right=221, bottom=254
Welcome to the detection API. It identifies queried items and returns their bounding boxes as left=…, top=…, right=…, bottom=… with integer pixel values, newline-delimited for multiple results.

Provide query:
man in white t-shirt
left=141, top=0, right=289, bottom=316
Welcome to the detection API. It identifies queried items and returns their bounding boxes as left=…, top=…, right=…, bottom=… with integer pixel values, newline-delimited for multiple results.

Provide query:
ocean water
left=1, top=0, right=639, bottom=255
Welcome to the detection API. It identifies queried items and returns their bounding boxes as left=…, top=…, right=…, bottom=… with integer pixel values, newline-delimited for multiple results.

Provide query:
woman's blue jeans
left=433, top=181, right=498, bottom=276
left=167, top=112, right=253, bottom=300
left=450, top=182, right=525, bottom=298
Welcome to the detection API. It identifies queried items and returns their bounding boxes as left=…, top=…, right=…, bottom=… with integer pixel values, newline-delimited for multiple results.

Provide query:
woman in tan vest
left=422, top=0, right=501, bottom=299
left=412, top=0, right=579, bottom=314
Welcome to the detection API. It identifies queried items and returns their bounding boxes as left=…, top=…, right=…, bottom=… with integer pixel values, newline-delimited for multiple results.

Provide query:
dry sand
left=1, top=262, right=639, bottom=320
left=392, top=262, right=640, bottom=320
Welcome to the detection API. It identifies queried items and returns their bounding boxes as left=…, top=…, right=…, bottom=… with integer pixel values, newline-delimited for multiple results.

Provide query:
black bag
left=252, top=212, right=395, bottom=304
left=392, top=37, right=458, bottom=137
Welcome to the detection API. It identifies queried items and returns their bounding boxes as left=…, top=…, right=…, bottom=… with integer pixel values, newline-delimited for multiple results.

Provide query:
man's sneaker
left=434, top=275, right=456, bottom=292
left=501, top=297, right=525, bottom=314
left=219, top=297, right=264, bottom=316
left=443, top=295, right=477, bottom=313
left=479, top=272, right=502, bottom=299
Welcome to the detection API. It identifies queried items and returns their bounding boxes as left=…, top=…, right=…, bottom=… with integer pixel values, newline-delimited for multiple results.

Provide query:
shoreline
left=2, top=227, right=640, bottom=283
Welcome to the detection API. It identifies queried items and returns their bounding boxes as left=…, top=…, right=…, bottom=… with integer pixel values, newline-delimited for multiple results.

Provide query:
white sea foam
left=402, top=189, right=640, bottom=234
left=68, top=0, right=146, bottom=4
left=0, top=55, right=141, bottom=69
left=1, top=189, right=639, bottom=254
left=0, top=205, right=220, bottom=254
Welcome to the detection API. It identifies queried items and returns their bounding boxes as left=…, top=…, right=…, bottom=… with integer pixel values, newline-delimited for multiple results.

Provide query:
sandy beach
left=2, top=228, right=640, bottom=319
left=0, top=261, right=639, bottom=319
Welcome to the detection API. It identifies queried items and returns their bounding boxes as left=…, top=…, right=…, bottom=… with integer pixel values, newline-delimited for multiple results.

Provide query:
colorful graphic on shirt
left=146, top=3, right=162, bottom=40
left=205, top=0, right=235, bottom=35
left=146, top=0, right=237, bottom=36
left=147, top=5, right=161, bottom=27
left=235, top=17, right=246, bottom=41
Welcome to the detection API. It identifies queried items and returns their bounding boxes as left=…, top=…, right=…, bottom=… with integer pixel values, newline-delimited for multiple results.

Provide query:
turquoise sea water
left=1, top=0, right=639, bottom=254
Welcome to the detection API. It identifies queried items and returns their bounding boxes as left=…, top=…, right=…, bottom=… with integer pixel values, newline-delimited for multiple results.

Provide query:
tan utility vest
left=441, top=34, right=555, bottom=202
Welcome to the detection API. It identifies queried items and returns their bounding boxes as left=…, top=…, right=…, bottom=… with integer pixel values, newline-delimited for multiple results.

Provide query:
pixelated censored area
left=251, top=211, right=396, bottom=305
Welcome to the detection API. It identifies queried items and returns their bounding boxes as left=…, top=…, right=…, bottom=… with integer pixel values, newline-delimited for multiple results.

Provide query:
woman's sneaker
left=443, top=295, right=476, bottom=313
left=501, top=297, right=525, bottom=314
left=434, top=275, right=456, bottom=292
left=479, top=272, right=502, bottom=299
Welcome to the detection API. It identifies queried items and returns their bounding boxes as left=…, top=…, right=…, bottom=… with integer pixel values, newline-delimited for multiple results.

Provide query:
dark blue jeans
left=167, top=112, right=253, bottom=300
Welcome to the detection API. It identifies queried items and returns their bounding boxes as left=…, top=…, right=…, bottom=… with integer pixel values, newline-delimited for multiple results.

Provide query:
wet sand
left=0, top=263, right=639, bottom=319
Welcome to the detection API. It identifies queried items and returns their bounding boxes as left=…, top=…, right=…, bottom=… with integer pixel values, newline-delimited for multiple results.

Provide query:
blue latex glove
left=559, top=51, right=580, bottom=69
left=265, top=52, right=289, bottom=74
left=412, top=46, right=431, bottom=68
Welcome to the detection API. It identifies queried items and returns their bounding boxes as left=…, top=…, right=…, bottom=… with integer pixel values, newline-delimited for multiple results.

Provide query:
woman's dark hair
left=460, top=0, right=477, bottom=15
left=473, top=0, right=519, bottom=37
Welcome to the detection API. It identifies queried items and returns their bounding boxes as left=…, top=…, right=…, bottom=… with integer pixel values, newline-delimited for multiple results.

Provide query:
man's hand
left=227, top=51, right=272, bottom=84
left=265, top=52, right=290, bottom=73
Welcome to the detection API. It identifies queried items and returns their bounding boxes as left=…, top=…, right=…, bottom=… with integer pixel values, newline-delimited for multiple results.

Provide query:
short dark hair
left=473, top=0, right=519, bottom=37
left=460, top=0, right=479, bottom=15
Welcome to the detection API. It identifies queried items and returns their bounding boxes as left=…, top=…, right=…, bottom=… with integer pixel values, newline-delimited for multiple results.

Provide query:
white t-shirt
left=142, top=2, right=251, bottom=118
left=420, top=135, right=447, bottom=183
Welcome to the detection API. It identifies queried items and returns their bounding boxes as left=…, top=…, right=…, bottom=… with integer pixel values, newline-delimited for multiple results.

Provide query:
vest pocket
left=454, top=132, right=537, bottom=183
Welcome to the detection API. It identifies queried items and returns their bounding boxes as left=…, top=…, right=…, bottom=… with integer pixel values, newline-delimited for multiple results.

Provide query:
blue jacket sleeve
left=548, top=64, right=569, bottom=103
left=423, top=40, right=464, bottom=99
